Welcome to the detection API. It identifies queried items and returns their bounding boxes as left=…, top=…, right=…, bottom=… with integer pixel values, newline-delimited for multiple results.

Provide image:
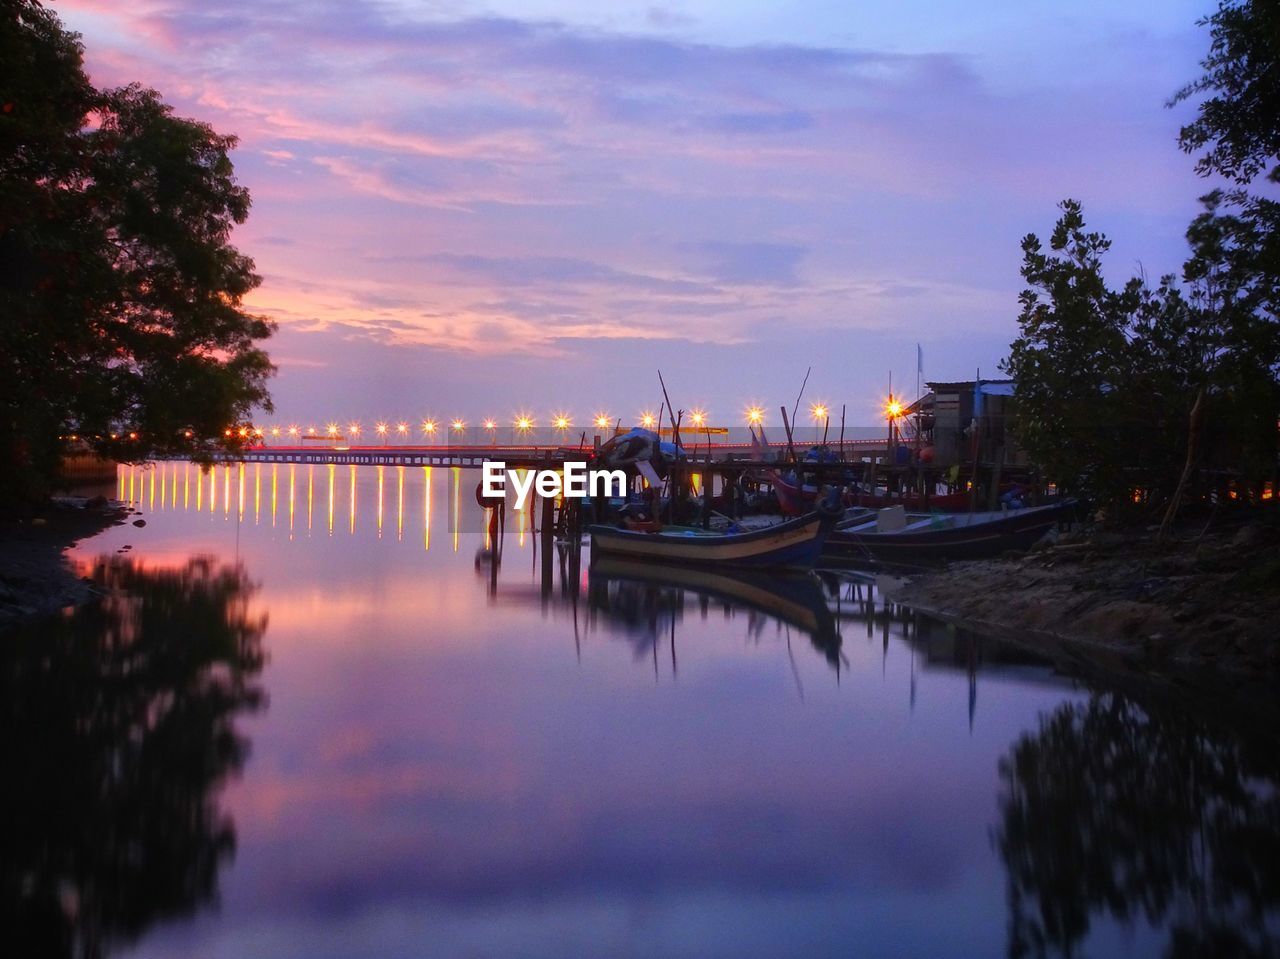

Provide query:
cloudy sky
left=60, top=0, right=1218, bottom=426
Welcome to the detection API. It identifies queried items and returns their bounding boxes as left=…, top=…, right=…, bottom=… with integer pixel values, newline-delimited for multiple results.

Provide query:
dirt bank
left=0, top=498, right=129, bottom=630
left=884, top=509, right=1280, bottom=682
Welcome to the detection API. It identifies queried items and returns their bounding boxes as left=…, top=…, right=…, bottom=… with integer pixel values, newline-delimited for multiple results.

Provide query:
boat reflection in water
left=588, top=557, right=843, bottom=673
left=0, top=557, right=267, bottom=959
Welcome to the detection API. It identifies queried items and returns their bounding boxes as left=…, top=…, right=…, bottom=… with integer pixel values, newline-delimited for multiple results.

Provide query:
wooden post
left=540, top=494, right=554, bottom=593
left=987, top=448, right=1004, bottom=511
left=702, top=468, right=713, bottom=529
left=780, top=406, right=797, bottom=462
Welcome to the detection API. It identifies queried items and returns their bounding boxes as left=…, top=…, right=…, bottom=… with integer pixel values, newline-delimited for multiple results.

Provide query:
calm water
left=5, top=462, right=1279, bottom=958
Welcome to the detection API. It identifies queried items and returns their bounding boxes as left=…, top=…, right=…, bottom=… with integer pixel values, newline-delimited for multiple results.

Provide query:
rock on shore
left=0, top=498, right=128, bottom=629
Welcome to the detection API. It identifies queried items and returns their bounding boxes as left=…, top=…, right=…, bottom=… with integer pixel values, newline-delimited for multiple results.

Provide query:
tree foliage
left=1002, top=198, right=1280, bottom=510
left=1171, top=0, right=1280, bottom=186
left=1, top=1, right=273, bottom=502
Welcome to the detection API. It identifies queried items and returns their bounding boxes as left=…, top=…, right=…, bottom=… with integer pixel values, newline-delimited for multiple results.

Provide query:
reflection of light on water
left=122, top=460, right=568, bottom=556
left=451, top=466, right=460, bottom=553
left=396, top=466, right=404, bottom=541
left=377, top=465, right=384, bottom=538
left=349, top=465, right=357, bottom=535
left=423, top=467, right=431, bottom=552
left=326, top=464, right=334, bottom=536
left=517, top=469, right=527, bottom=548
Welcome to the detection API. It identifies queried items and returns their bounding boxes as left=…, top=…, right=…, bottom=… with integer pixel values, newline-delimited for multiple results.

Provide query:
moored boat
left=823, top=500, right=1076, bottom=565
left=588, top=507, right=839, bottom=570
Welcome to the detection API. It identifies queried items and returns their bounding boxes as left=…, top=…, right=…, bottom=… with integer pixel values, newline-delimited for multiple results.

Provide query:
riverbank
left=883, top=508, right=1280, bottom=683
left=0, top=498, right=129, bottom=630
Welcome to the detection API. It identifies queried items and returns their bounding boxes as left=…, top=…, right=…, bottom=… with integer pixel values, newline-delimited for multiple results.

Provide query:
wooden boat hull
left=588, top=510, right=836, bottom=570
left=823, top=501, right=1074, bottom=565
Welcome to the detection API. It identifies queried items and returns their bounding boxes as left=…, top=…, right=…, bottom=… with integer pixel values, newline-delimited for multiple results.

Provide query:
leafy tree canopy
left=1002, top=198, right=1280, bottom=510
left=1171, top=0, right=1280, bottom=186
left=1, top=0, right=273, bottom=502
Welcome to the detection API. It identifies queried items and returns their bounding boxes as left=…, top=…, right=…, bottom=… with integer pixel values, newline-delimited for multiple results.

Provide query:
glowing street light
left=483, top=419, right=497, bottom=444
left=288, top=425, right=300, bottom=438
left=348, top=422, right=361, bottom=439
left=640, top=411, right=656, bottom=429
left=689, top=409, right=706, bottom=428
left=746, top=406, right=764, bottom=426
left=594, top=413, right=611, bottom=430
left=885, top=398, right=903, bottom=418
left=396, top=422, right=409, bottom=438
left=326, top=423, right=339, bottom=438
left=376, top=422, right=388, bottom=445
left=515, top=415, right=533, bottom=432
left=552, top=413, right=570, bottom=431
left=451, top=419, right=465, bottom=434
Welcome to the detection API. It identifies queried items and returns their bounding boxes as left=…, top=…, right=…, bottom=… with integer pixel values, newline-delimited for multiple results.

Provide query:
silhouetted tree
left=1171, top=0, right=1280, bottom=187
left=0, top=1, right=273, bottom=503
left=1003, top=197, right=1280, bottom=513
left=1001, top=200, right=1142, bottom=506
left=0, top=556, right=268, bottom=958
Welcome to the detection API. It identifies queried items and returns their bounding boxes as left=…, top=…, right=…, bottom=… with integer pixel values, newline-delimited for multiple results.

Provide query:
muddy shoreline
left=0, top=499, right=130, bottom=630
left=880, top=510, right=1280, bottom=707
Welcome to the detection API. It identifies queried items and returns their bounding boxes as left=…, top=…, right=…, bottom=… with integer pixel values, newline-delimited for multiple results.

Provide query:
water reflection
left=995, top=692, right=1280, bottom=958
left=588, top=558, right=843, bottom=674
left=0, top=557, right=268, bottom=958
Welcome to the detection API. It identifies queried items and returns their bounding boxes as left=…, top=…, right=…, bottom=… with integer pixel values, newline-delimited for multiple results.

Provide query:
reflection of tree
left=994, top=692, right=1280, bottom=959
left=0, top=556, right=268, bottom=958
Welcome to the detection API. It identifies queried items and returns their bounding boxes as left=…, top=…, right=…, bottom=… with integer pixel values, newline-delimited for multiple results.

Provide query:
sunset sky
left=60, top=0, right=1218, bottom=426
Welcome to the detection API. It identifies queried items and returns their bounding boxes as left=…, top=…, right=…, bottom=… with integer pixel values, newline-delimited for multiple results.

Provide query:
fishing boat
left=823, top=500, right=1075, bottom=565
left=771, top=470, right=1002, bottom=515
left=588, top=507, right=839, bottom=570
